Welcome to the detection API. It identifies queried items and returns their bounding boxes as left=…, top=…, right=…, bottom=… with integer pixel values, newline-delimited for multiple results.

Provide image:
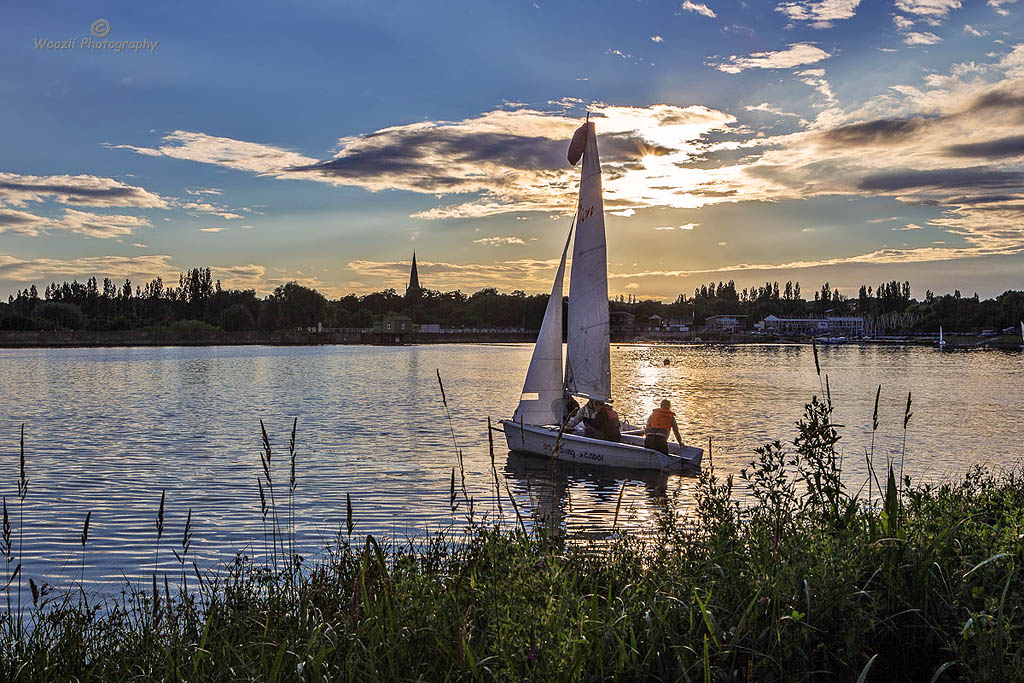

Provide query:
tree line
left=2, top=269, right=1022, bottom=334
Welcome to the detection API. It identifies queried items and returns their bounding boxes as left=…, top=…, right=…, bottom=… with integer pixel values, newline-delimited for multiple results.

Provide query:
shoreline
left=2, top=330, right=1019, bottom=350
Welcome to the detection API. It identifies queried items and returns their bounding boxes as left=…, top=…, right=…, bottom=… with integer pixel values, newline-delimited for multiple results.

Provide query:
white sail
left=565, top=121, right=611, bottom=402
left=939, top=326, right=944, bottom=344
left=513, top=225, right=573, bottom=426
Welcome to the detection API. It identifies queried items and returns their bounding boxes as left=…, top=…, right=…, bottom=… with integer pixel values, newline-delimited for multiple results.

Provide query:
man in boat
left=644, top=399, right=683, bottom=455
left=562, top=394, right=581, bottom=425
left=566, top=398, right=621, bottom=442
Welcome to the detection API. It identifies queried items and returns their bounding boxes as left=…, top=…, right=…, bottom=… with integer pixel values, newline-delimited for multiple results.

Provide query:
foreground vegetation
left=1, top=387, right=1022, bottom=681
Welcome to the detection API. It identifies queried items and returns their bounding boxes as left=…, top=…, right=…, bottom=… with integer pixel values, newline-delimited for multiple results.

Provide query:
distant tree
left=35, top=302, right=84, bottom=329
left=220, top=304, right=256, bottom=331
left=268, top=282, right=327, bottom=329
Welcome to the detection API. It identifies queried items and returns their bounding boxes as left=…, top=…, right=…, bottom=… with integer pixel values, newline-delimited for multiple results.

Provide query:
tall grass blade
left=855, top=654, right=878, bottom=683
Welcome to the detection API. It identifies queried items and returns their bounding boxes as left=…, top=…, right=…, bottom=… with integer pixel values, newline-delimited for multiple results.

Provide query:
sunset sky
left=2, top=0, right=1023, bottom=300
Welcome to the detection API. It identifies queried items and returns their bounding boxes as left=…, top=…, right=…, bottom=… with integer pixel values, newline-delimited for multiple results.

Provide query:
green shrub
left=166, top=319, right=220, bottom=340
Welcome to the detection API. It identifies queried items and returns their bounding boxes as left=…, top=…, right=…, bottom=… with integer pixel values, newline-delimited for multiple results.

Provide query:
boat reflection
left=502, top=451, right=699, bottom=540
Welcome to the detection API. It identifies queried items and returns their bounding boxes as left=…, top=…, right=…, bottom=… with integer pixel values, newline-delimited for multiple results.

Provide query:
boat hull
left=499, top=420, right=702, bottom=471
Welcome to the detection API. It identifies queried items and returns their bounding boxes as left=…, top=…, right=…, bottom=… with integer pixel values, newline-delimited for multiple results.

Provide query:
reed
left=78, top=510, right=90, bottom=596
left=154, top=488, right=165, bottom=574
left=16, top=424, right=26, bottom=633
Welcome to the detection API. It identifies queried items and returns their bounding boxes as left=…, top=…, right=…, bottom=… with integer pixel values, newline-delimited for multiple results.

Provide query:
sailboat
left=499, top=120, right=703, bottom=471
left=1019, top=321, right=1023, bottom=351
left=937, top=326, right=947, bottom=349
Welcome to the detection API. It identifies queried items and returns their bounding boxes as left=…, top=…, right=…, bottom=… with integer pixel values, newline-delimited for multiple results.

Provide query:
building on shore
left=705, top=314, right=747, bottom=331
left=610, top=311, right=636, bottom=337
left=373, top=314, right=417, bottom=334
left=758, top=315, right=865, bottom=336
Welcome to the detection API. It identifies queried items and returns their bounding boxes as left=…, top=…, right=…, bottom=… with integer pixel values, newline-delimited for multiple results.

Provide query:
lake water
left=1, top=343, right=1022, bottom=595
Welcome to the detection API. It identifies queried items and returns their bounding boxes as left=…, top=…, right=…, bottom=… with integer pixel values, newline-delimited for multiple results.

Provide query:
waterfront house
left=373, top=314, right=417, bottom=334
left=760, top=315, right=865, bottom=336
left=706, top=314, right=747, bottom=331
left=610, top=311, right=636, bottom=337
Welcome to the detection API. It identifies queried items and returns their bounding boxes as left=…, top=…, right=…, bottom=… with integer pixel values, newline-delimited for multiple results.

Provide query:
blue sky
left=1, top=0, right=1022, bottom=299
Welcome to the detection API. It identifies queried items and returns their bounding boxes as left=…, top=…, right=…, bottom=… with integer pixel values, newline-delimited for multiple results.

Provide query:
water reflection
left=503, top=452, right=697, bottom=539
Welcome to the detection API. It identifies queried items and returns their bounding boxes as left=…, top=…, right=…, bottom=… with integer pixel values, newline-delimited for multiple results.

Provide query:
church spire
left=406, top=252, right=421, bottom=295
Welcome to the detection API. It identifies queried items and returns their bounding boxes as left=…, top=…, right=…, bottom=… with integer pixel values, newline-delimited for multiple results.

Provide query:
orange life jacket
left=646, top=407, right=674, bottom=435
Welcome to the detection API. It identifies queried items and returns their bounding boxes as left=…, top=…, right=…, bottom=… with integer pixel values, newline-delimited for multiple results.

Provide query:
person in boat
left=567, top=398, right=621, bottom=442
left=644, top=399, right=683, bottom=455
left=562, top=394, right=581, bottom=425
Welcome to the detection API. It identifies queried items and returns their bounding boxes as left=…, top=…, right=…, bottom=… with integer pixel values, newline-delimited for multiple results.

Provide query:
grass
left=1, top=381, right=1022, bottom=681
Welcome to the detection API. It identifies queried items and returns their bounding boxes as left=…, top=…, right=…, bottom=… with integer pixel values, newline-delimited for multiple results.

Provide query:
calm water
left=1, top=343, right=1022, bottom=594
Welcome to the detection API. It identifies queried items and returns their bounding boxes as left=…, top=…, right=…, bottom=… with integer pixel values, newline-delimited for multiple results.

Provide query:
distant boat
left=937, top=326, right=948, bottom=350
left=499, top=120, right=702, bottom=471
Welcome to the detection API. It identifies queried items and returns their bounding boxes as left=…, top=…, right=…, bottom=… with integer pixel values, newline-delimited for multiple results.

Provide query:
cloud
left=655, top=223, right=699, bottom=231
left=0, top=254, right=176, bottom=282
left=893, top=14, right=916, bottom=29
left=713, top=43, right=830, bottom=74
left=199, top=227, right=226, bottom=232
left=745, top=102, right=804, bottom=118
left=857, top=167, right=1024, bottom=192
left=945, top=135, right=1024, bottom=158
left=0, top=173, right=167, bottom=208
left=0, top=208, right=47, bottom=236
left=903, top=31, right=942, bottom=45
left=56, top=209, right=151, bottom=238
left=894, top=0, right=961, bottom=19
left=824, top=118, right=928, bottom=146
left=963, top=24, right=989, bottom=37
left=180, top=201, right=244, bottom=220
left=106, top=131, right=318, bottom=176
left=681, top=1, right=716, bottom=18
left=286, top=104, right=736, bottom=219
left=988, top=0, right=1017, bottom=16
left=776, top=0, right=861, bottom=28
left=473, top=236, right=526, bottom=246
left=894, top=223, right=925, bottom=230
left=798, top=68, right=837, bottom=103
left=651, top=35, right=663, bottom=43
left=0, top=207, right=150, bottom=238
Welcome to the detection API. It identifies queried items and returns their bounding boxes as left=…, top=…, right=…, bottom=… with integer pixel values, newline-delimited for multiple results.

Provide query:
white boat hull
left=499, top=420, right=702, bottom=471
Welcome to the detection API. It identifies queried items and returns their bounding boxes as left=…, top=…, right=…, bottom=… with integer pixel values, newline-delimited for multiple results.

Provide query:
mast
left=564, top=121, right=611, bottom=402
